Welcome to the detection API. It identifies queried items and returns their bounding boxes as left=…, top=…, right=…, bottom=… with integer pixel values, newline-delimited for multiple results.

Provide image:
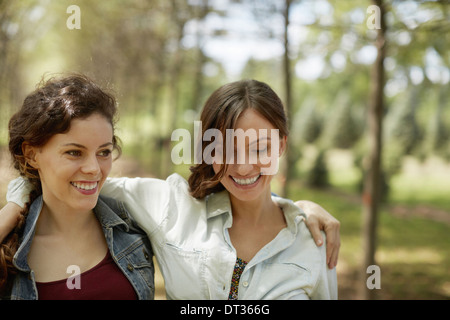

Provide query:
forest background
left=0, top=0, right=448, bottom=299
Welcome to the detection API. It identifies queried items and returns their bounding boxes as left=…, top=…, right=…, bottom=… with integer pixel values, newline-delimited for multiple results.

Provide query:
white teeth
left=71, top=181, right=98, bottom=190
left=232, top=174, right=260, bottom=185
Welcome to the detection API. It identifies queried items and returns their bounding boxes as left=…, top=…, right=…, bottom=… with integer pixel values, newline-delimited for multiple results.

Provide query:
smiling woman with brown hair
left=188, top=79, right=337, bottom=299
left=0, top=74, right=154, bottom=299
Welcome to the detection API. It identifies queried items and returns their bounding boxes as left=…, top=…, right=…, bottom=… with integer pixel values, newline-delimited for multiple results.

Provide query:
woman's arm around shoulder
left=0, top=202, right=23, bottom=242
left=294, top=200, right=340, bottom=269
left=100, top=176, right=172, bottom=235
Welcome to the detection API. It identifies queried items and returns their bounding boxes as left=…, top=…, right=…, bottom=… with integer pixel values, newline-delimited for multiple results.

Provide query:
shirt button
left=242, top=281, right=249, bottom=287
left=127, top=263, right=134, bottom=271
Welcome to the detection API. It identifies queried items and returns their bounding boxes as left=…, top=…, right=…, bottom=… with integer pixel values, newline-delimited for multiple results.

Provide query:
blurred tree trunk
left=281, top=0, right=294, bottom=198
left=0, top=0, right=28, bottom=133
left=190, top=0, right=210, bottom=112
left=360, top=0, right=386, bottom=300
left=160, top=0, right=189, bottom=178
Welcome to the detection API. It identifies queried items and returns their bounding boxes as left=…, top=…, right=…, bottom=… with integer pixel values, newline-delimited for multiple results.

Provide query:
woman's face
left=26, top=113, right=114, bottom=214
left=212, top=108, right=286, bottom=202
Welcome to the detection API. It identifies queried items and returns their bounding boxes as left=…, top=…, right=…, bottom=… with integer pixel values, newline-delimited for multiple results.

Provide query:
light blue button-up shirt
left=7, top=173, right=337, bottom=299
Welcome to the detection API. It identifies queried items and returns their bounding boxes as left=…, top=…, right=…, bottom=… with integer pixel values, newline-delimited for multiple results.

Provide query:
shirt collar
left=14, top=196, right=43, bottom=272
left=271, top=196, right=307, bottom=234
left=205, top=191, right=306, bottom=234
left=94, top=196, right=130, bottom=231
left=205, top=190, right=232, bottom=220
left=13, top=195, right=129, bottom=272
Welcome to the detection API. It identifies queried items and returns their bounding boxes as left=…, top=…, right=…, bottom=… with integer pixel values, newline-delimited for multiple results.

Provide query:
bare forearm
left=0, top=202, right=22, bottom=242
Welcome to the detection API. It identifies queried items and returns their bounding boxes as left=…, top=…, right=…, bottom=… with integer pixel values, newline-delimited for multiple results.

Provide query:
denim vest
left=6, top=195, right=154, bottom=300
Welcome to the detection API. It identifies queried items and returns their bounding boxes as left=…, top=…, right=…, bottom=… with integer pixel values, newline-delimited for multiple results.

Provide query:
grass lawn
left=284, top=150, right=450, bottom=300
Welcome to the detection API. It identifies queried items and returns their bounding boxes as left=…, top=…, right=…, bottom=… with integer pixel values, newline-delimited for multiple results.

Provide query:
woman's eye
left=98, top=149, right=112, bottom=157
left=251, top=148, right=267, bottom=154
left=66, top=150, right=81, bottom=157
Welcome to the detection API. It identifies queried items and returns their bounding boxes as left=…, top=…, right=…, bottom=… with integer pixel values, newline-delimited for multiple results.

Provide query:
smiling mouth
left=70, top=181, right=98, bottom=191
left=231, top=174, right=261, bottom=186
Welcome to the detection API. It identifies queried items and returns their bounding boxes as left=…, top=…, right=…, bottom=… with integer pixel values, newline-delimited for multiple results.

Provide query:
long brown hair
left=188, top=79, right=289, bottom=199
left=0, top=73, right=121, bottom=296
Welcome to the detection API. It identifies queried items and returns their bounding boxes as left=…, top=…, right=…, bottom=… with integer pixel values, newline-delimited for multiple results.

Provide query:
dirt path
left=327, top=186, right=450, bottom=225
left=390, top=204, right=450, bottom=225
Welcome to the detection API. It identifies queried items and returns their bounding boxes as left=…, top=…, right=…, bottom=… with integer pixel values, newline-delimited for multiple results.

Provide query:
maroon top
left=36, top=251, right=137, bottom=300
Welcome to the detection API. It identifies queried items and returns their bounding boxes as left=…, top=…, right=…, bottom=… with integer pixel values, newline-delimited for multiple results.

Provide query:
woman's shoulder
left=166, top=173, right=206, bottom=205
left=271, top=195, right=307, bottom=225
left=96, top=195, right=145, bottom=233
left=166, top=173, right=189, bottom=189
left=272, top=195, right=326, bottom=262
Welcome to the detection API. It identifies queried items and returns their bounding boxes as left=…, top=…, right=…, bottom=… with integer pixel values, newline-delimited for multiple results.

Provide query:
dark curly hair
left=0, top=73, right=121, bottom=296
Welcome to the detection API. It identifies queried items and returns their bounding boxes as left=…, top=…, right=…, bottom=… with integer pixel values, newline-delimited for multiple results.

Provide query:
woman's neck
left=229, top=190, right=278, bottom=226
left=36, top=201, right=97, bottom=237
left=227, top=189, right=287, bottom=263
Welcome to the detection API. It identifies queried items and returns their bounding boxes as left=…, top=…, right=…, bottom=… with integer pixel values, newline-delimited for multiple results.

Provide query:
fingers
left=307, top=216, right=340, bottom=269
left=304, top=215, right=324, bottom=247
left=325, top=220, right=341, bottom=269
left=294, top=200, right=341, bottom=269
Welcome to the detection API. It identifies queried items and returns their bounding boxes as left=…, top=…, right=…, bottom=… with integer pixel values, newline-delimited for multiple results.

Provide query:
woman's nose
left=236, top=163, right=254, bottom=176
left=81, top=154, right=101, bottom=175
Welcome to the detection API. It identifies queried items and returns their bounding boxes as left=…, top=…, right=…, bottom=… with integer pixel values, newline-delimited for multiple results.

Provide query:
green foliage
left=424, top=107, right=448, bottom=155
left=305, top=149, right=329, bottom=188
left=321, top=91, right=363, bottom=149
left=385, top=89, right=422, bottom=158
left=291, top=97, right=323, bottom=145
left=0, top=0, right=448, bottom=179
left=422, top=88, right=449, bottom=159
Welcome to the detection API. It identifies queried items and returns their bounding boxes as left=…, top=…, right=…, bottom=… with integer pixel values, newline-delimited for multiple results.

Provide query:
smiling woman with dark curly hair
left=0, top=74, right=154, bottom=300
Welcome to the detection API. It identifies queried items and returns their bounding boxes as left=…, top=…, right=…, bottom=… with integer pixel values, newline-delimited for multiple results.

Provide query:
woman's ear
left=279, top=136, right=288, bottom=156
left=22, top=142, right=39, bottom=169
